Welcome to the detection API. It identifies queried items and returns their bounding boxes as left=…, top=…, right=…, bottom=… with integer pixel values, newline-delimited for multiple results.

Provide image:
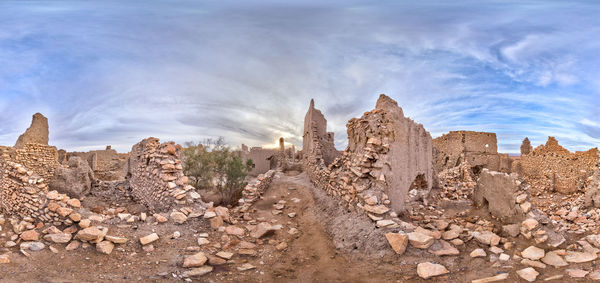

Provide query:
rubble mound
left=14, top=113, right=49, bottom=148
left=49, top=156, right=95, bottom=198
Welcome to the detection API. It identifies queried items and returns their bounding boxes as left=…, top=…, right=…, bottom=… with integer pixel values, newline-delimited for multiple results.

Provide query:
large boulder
left=473, top=169, right=524, bottom=223
left=49, top=156, right=94, bottom=198
left=15, top=113, right=49, bottom=148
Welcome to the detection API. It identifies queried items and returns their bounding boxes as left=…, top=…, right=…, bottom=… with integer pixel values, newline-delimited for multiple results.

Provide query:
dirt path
left=254, top=171, right=402, bottom=283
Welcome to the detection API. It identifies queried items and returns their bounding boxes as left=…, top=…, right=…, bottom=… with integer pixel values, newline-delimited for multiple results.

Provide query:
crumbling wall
left=584, top=152, right=600, bottom=207
left=49, top=156, right=95, bottom=198
left=514, top=137, right=598, bottom=194
left=14, top=113, right=49, bottom=148
left=303, top=94, right=437, bottom=213
left=433, top=131, right=512, bottom=173
left=473, top=169, right=525, bottom=223
left=63, top=146, right=128, bottom=181
left=4, top=143, right=59, bottom=181
left=235, top=170, right=277, bottom=213
left=521, top=137, right=533, bottom=156
left=125, top=137, right=193, bottom=212
left=303, top=99, right=340, bottom=166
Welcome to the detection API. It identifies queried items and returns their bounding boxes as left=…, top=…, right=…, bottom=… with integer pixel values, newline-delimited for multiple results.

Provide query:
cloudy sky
left=0, top=1, right=598, bottom=153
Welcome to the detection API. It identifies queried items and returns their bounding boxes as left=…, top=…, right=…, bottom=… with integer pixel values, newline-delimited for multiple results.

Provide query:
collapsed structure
left=433, top=131, right=512, bottom=174
left=303, top=94, right=437, bottom=213
left=241, top=137, right=293, bottom=176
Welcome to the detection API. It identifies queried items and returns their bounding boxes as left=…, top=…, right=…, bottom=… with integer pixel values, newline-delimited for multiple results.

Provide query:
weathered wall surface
left=63, top=147, right=128, bottom=181
left=514, top=137, right=598, bottom=194
left=125, top=137, right=194, bottom=212
left=49, top=156, right=95, bottom=198
left=473, top=169, right=525, bottom=223
left=303, top=94, right=437, bottom=213
left=241, top=145, right=277, bottom=176
left=433, top=131, right=512, bottom=173
left=303, top=99, right=340, bottom=166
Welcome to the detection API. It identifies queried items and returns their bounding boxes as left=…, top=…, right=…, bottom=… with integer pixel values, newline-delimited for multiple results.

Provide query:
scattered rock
left=470, top=248, right=486, bottom=258
left=140, top=233, right=159, bottom=245
left=516, top=267, right=539, bottom=282
left=471, top=273, right=509, bottom=283
left=183, top=252, right=207, bottom=268
left=183, top=266, right=213, bottom=277
left=408, top=232, right=434, bottom=249
left=521, top=246, right=545, bottom=260
left=96, top=241, right=114, bottom=255
left=385, top=233, right=408, bottom=255
left=566, top=269, right=589, bottom=278
left=416, top=262, right=449, bottom=279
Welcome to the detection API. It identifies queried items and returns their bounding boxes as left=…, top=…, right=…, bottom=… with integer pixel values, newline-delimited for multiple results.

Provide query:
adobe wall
left=124, top=137, right=194, bottom=212
left=241, top=145, right=277, bottom=176
left=433, top=131, right=512, bottom=173
left=514, top=137, right=598, bottom=194
left=303, top=94, right=437, bottom=213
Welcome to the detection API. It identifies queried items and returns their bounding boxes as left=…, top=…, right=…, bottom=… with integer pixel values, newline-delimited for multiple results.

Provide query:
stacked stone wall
left=235, top=170, right=277, bottom=213
left=125, top=137, right=194, bottom=212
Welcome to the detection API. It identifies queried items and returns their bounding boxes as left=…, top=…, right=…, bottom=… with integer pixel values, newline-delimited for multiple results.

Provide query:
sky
left=0, top=1, right=598, bottom=153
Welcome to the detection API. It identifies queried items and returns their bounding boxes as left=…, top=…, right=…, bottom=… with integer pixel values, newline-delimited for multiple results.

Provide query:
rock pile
left=235, top=170, right=277, bottom=213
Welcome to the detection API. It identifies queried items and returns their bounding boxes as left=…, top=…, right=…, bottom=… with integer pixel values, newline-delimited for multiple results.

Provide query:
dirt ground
left=2, top=170, right=595, bottom=282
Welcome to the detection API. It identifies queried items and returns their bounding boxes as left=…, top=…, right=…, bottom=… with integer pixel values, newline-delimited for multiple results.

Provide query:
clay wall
left=241, top=145, right=277, bottom=176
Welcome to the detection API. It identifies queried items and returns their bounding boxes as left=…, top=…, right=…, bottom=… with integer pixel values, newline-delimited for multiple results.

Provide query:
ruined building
left=433, top=131, right=512, bottom=174
left=302, top=99, right=340, bottom=166
left=60, top=146, right=128, bottom=181
left=514, top=137, right=598, bottom=194
left=303, top=94, right=437, bottom=213
left=241, top=145, right=278, bottom=176
left=520, top=137, right=533, bottom=156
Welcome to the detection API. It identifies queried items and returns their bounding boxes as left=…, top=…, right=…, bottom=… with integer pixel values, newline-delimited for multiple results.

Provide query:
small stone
left=224, top=226, right=244, bottom=236
left=498, top=253, right=510, bottom=261
left=471, top=273, right=509, bottom=283
left=216, top=251, right=234, bottom=260
left=76, top=226, right=108, bottom=243
left=516, top=267, right=539, bottom=282
left=470, top=248, right=486, bottom=258
left=489, top=246, right=503, bottom=254
left=276, top=242, right=288, bottom=251
left=541, top=250, right=568, bottom=267
left=251, top=222, right=275, bottom=239
left=427, top=240, right=459, bottom=256
left=66, top=241, right=81, bottom=251
left=521, top=259, right=545, bottom=268
left=20, top=230, right=40, bottom=241
left=197, top=238, right=210, bottom=246
left=363, top=204, right=389, bottom=215
left=139, top=233, right=159, bottom=245
left=21, top=242, right=45, bottom=251
left=78, top=219, right=91, bottom=229
left=43, top=233, right=72, bottom=243
left=385, top=233, right=408, bottom=255
left=183, top=252, right=207, bottom=267
left=522, top=218, right=538, bottom=231
left=473, top=231, right=500, bottom=246
left=589, top=270, right=600, bottom=280
left=237, top=263, right=255, bottom=271
left=408, top=232, right=434, bottom=249
left=0, top=254, right=9, bottom=264
left=207, top=255, right=226, bottom=265
left=287, top=213, right=296, bottom=218
left=170, top=212, right=187, bottom=224
left=143, top=244, right=154, bottom=252
left=105, top=235, right=128, bottom=244
left=521, top=246, right=545, bottom=260
left=203, top=211, right=216, bottom=219
left=566, top=269, right=589, bottom=278
left=96, top=241, right=114, bottom=255
left=183, top=266, right=213, bottom=277
left=520, top=202, right=532, bottom=213
left=565, top=251, right=597, bottom=263
left=543, top=275, right=563, bottom=281
left=416, top=262, right=449, bottom=279
left=376, top=219, right=396, bottom=227
left=154, top=213, right=168, bottom=223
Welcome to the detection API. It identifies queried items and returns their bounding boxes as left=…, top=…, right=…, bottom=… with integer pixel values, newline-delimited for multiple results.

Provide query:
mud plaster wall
left=303, top=99, right=340, bottom=166
left=514, top=137, right=598, bottom=194
left=125, top=137, right=194, bottom=212
left=433, top=131, right=512, bottom=173
left=241, top=145, right=277, bottom=176
left=303, top=95, right=436, bottom=213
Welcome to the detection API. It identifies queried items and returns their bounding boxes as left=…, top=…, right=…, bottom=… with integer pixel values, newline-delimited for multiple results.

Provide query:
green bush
left=182, top=137, right=253, bottom=206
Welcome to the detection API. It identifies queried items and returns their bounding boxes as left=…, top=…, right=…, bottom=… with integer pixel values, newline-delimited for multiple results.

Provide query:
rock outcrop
left=14, top=113, right=49, bottom=148
left=303, top=94, right=437, bottom=213
left=49, top=156, right=95, bottom=198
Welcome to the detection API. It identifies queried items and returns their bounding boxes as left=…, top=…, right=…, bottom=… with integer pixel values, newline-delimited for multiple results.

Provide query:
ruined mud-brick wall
left=0, top=158, right=83, bottom=226
left=125, top=137, right=194, bottom=212
left=63, top=147, right=128, bottom=181
left=433, top=131, right=512, bottom=173
left=303, top=95, right=436, bottom=214
left=1, top=143, right=59, bottom=181
left=235, top=170, right=277, bottom=213
left=514, top=137, right=598, bottom=194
